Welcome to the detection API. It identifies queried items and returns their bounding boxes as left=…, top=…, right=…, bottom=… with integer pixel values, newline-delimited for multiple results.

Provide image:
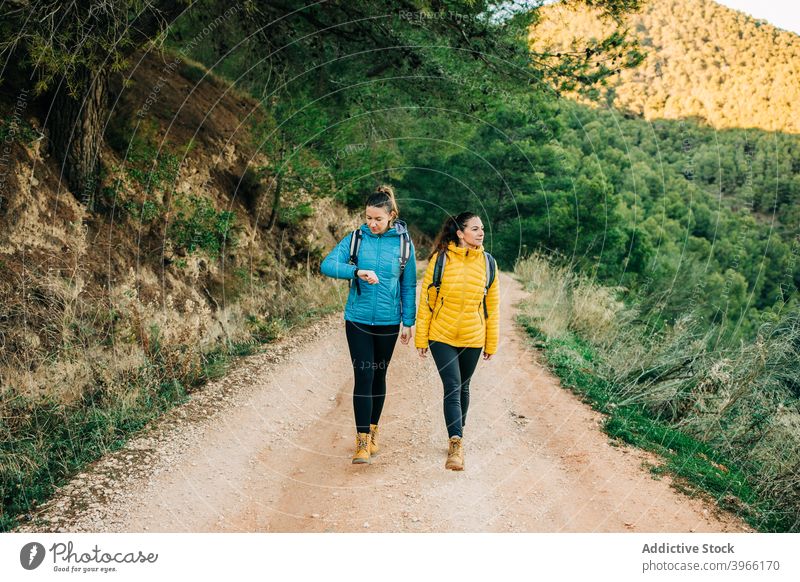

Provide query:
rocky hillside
left=0, top=46, right=356, bottom=530
left=1, top=47, right=356, bottom=402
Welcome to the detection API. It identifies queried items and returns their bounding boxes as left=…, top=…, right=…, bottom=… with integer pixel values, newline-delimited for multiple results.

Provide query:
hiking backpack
left=347, top=228, right=412, bottom=295
left=427, top=249, right=497, bottom=318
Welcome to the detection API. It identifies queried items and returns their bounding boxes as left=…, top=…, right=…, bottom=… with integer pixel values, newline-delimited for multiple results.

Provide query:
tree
left=0, top=0, right=196, bottom=201
left=0, top=0, right=644, bottom=205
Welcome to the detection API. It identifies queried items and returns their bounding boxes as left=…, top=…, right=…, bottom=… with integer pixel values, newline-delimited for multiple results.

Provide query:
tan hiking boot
left=369, top=424, right=380, bottom=455
left=352, top=432, right=371, bottom=464
left=445, top=436, right=464, bottom=471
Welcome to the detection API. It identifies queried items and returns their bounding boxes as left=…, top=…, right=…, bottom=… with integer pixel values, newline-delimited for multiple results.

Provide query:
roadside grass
left=1, top=275, right=340, bottom=533
left=515, top=253, right=798, bottom=532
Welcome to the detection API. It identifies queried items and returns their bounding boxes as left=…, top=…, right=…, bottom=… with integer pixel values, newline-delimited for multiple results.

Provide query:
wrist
left=353, top=267, right=360, bottom=278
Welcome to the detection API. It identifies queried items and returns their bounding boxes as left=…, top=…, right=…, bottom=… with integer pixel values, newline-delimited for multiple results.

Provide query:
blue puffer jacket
left=321, top=219, right=417, bottom=327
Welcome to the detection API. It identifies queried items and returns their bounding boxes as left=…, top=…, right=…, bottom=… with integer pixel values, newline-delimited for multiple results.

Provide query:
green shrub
left=0, top=115, right=38, bottom=145
left=168, top=194, right=237, bottom=257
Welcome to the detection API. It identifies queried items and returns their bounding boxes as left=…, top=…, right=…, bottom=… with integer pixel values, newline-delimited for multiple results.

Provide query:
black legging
left=429, top=341, right=482, bottom=438
left=345, top=320, right=400, bottom=433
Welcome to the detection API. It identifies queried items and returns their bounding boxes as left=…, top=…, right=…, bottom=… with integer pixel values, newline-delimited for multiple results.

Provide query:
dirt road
left=16, top=271, right=751, bottom=533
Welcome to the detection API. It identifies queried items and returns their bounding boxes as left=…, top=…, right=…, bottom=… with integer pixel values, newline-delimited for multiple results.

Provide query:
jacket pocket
left=392, top=284, right=402, bottom=317
left=433, top=297, right=444, bottom=320
left=347, top=285, right=359, bottom=311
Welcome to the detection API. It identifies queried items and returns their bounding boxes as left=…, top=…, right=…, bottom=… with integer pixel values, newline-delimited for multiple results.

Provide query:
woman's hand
left=417, top=347, right=428, bottom=358
left=357, top=269, right=379, bottom=284
left=400, top=326, right=413, bottom=345
left=483, top=351, right=494, bottom=361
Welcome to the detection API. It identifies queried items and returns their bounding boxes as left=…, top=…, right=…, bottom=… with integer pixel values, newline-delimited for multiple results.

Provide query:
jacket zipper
left=460, top=251, right=467, bottom=314
left=371, top=235, right=382, bottom=325
left=433, top=296, right=444, bottom=320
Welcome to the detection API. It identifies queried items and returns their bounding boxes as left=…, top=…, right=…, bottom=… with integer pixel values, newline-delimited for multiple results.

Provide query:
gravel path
left=14, top=271, right=752, bottom=533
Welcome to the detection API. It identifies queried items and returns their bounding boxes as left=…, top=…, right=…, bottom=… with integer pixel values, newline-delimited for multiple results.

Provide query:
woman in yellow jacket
left=415, top=212, right=499, bottom=471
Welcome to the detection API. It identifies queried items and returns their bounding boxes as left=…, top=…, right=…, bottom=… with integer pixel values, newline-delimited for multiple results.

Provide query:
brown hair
left=366, top=184, right=399, bottom=223
left=430, top=211, right=477, bottom=258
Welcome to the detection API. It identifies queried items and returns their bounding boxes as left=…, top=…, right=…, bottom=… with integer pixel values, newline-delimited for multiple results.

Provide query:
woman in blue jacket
left=321, top=185, right=417, bottom=464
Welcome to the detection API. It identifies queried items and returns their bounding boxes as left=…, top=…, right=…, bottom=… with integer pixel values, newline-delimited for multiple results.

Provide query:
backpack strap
left=425, top=251, right=447, bottom=311
left=482, top=252, right=496, bottom=319
left=398, top=231, right=411, bottom=279
left=348, top=229, right=362, bottom=295
left=433, top=250, right=446, bottom=291
left=424, top=250, right=495, bottom=316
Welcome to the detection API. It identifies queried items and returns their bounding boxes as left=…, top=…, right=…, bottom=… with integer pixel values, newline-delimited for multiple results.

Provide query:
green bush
left=168, top=194, right=237, bottom=257
left=0, top=115, right=38, bottom=145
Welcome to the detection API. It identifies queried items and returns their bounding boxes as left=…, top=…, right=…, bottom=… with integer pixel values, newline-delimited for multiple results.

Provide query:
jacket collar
left=447, top=241, right=484, bottom=256
left=359, top=218, right=407, bottom=238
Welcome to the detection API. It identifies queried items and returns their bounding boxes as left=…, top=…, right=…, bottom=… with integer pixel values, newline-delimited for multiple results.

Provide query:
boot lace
left=449, top=438, right=462, bottom=456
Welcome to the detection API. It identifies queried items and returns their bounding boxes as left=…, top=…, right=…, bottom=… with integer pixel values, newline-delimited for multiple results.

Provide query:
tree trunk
left=47, top=65, right=109, bottom=207
left=267, top=170, right=283, bottom=232
left=267, top=144, right=286, bottom=231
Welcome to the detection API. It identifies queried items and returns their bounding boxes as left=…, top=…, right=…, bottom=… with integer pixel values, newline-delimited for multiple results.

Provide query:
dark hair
left=430, top=211, right=477, bottom=258
left=365, top=184, right=399, bottom=223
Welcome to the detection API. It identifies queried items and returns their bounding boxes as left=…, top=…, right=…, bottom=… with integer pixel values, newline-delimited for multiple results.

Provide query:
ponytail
left=366, top=184, right=399, bottom=224
left=430, top=211, right=477, bottom=259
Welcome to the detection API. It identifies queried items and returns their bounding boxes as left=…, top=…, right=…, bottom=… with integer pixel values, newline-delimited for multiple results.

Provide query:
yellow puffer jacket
left=415, top=242, right=500, bottom=354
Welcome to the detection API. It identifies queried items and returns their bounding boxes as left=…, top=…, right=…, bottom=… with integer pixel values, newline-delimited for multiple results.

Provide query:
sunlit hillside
left=530, top=0, right=800, bottom=133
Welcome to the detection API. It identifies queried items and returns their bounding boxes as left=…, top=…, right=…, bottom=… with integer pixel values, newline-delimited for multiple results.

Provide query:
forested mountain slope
left=531, top=0, right=800, bottom=133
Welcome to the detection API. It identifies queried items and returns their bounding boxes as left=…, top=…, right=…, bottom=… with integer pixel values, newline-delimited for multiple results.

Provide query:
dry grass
left=514, top=252, right=627, bottom=343
left=514, top=253, right=800, bottom=531
left=0, top=226, right=343, bottom=531
left=0, top=43, right=355, bottom=531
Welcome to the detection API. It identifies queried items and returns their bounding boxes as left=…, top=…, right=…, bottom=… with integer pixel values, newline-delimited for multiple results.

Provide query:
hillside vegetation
left=393, top=0, right=800, bottom=342
left=0, top=0, right=645, bottom=532
left=531, top=0, right=800, bottom=133
left=2, top=0, right=798, bottom=533
left=516, top=253, right=800, bottom=531
left=0, top=49, right=350, bottom=531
